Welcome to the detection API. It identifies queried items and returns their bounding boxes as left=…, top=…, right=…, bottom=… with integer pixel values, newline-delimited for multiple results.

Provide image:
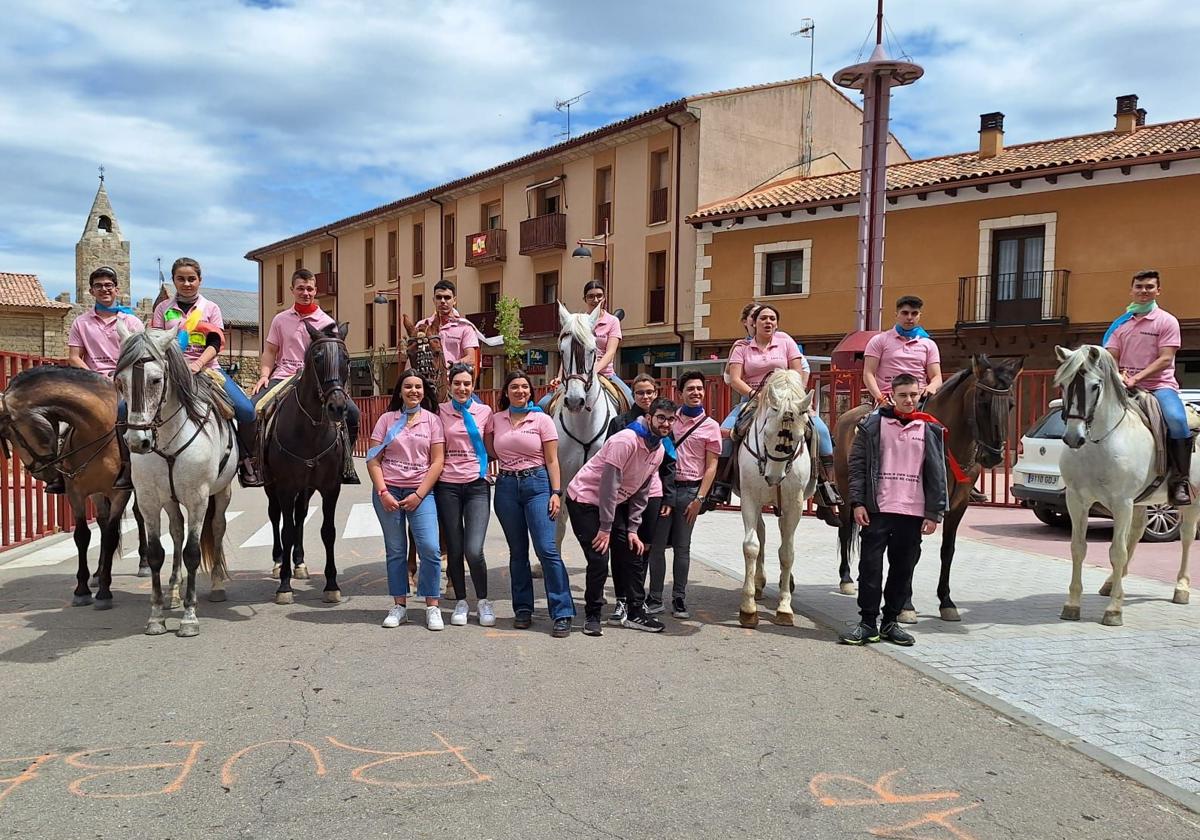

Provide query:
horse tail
left=200, top=496, right=225, bottom=579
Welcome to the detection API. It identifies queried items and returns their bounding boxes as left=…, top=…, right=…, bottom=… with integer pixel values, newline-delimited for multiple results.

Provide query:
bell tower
left=75, top=167, right=131, bottom=305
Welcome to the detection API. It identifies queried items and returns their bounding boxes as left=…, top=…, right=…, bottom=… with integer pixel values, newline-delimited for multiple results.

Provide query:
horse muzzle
left=1062, top=422, right=1086, bottom=450
left=125, top=429, right=153, bottom=454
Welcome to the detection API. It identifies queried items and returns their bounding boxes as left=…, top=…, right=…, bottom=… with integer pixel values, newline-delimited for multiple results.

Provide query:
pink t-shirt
left=369, top=408, right=445, bottom=488
left=727, top=331, right=802, bottom=388
left=594, top=311, right=622, bottom=377
left=266, top=306, right=336, bottom=379
left=568, top=428, right=665, bottom=507
left=865, top=330, right=940, bottom=395
left=1105, top=308, right=1181, bottom=391
left=67, top=309, right=144, bottom=377
left=876, top=417, right=927, bottom=518
left=416, top=312, right=480, bottom=368
left=672, top=412, right=722, bottom=482
left=488, top=410, right=558, bottom=471
left=151, top=295, right=224, bottom=370
left=437, top=401, right=493, bottom=484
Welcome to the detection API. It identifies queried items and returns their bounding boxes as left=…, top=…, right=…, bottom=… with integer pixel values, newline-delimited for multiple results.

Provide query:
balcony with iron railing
left=464, top=229, right=507, bottom=268
left=519, top=213, right=567, bottom=256
left=314, top=271, right=338, bottom=296
left=465, top=301, right=559, bottom=339
left=957, top=269, right=1070, bottom=327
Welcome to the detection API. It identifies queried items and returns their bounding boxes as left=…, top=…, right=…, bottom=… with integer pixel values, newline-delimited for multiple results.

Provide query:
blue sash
left=367, top=406, right=421, bottom=460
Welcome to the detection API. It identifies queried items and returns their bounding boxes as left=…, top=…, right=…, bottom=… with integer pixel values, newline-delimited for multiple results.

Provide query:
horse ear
left=304, top=321, right=323, bottom=341
left=149, top=324, right=178, bottom=352
left=116, top=319, right=132, bottom=342
left=402, top=314, right=415, bottom=337
left=799, top=389, right=814, bottom=413
left=1005, top=355, right=1026, bottom=375
left=588, top=305, right=602, bottom=328
left=1054, top=345, right=1072, bottom=363
left=337, top=321, right=350, bottom=341
left=971, top=354, right=990, bottom=380
left=557, top=302, right=572, bottom=327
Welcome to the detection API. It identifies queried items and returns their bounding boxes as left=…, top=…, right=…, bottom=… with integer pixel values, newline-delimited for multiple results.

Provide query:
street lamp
left=372, top=288, right=402, bottom=355
left=571, top=217, right=612, bottom=307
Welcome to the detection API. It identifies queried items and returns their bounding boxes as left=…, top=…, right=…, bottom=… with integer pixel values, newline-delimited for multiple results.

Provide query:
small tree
left=494, top=295, right=525, bottom=370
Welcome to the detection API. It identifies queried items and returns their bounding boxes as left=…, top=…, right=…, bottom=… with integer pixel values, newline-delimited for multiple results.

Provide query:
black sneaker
left=608, top=600, right=627, bottom=625
left=644, top=597, right=665, bottom=615
left=513, top=611, right=532, bottom=630
left=671, top=597, right=690, bottom=619
left=838, top=622, right=881, bottom=646
left=583, top=616, right=603, bottom=636
left=622, top=613, right=665, bottom=633
left=551, top=617, right=572, bottom=638
left=880, top=621, right=916, bottom=646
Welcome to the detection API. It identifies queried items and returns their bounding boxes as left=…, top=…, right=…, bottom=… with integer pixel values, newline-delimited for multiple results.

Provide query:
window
left=320, top=249, right=334, bottom=276
left=98, top=215, right=112, bottom=233
left=413, top=223, right=424, bottom=276
left=593, top=260, right=608, bottom=289
left=990, top=226, right=1046, bottom=323
left=649, top=150, right=670, bottom=224
left=365, top=303, right=375, bottom=348
left=481, top=282, right=501, bottom=313
left=765, top=251, right=805, bottom=296
left=534, top=184, right=561, bottom=216
left=443, top=214, right=456, bottom=269
left=387, top=301, right=398, bottom=347
left=483, top=201, right=502, bottom=231
left=595, top=167, right=612, bottom=234
left=295, top=257, right=303, bottom=272
left=275, top=264, right=284, bottom=304
left=387, top=230, right=398, bottom=279
left=537, top=271, right=559, bottom=305
left=647, top=251, right=667, bottom=324
left=413, top=294, right=424, bottom=323
left=364, top=237, right=375, bottom=287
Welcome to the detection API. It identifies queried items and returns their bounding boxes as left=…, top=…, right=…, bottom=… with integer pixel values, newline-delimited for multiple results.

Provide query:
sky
left=2, top=0, right=1198, bottom=303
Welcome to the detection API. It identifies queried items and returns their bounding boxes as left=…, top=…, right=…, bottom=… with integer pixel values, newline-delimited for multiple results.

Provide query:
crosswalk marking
left=122, top=511, right=244, bottom=559
left=341, top=503, right=382, bottom=540
left=240, top=506, right=317, bottom=548
left=1, top=518, right=139, bottom=570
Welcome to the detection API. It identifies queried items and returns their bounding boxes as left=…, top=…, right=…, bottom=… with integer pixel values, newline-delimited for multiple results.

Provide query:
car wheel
left=1032, top=504, right=1070, bottom=528
left=1140, top=503, right=1181, bottom=543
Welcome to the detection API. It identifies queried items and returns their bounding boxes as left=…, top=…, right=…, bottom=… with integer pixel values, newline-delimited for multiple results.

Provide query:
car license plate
left=1025, top=473, right=1058, bottom=486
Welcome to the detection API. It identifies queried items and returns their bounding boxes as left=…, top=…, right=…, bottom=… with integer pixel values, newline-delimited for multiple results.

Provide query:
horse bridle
left=0, top=396, right=115, bottom=482
left=563, top=333, right=596, bottom=395
left=967, top=378, right=1015, bottom=464
left=1061, top=369, right=1123, bottom=443
left=741, top=383, right=807, bottom=478
left=294, top=334, right=350, bottom=427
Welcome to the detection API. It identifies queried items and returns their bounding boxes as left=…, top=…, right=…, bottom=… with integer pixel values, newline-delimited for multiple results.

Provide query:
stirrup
left=703, top=481, right=732, bottom=512
left=238, top=459, right=264, bottom=488
left=817, top=479, right=841, bottom=507
left=44, top=476, right=66, bottom=495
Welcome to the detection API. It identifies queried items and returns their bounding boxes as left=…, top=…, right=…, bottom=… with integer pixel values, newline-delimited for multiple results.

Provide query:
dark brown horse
left=263, top=321, right=351, bottom=605
left=0, top=366, right=146, bottom=608
left=402, top=314, right=448, bottom=404
left=833, top=355, right=1024, bottom=621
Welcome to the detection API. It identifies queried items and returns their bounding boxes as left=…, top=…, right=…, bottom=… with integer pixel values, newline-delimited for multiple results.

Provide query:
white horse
left=1055, top=345, right=1199, bottom=625
left=551, top=302, right=622, bottom=553
left=735, top=369, right=815, bottom=628
left=115, top=326, right=236, bottom=637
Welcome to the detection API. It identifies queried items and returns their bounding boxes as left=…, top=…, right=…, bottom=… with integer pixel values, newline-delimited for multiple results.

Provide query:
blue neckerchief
left=95, top=302, right=136, bottom=316
left=451, top=399, right=488, bottom=479
left=628, top=417, right=666, bottom=452
left=509, top=403, right=544, bottom=414
left=895, top=324, right=930, bottom=339
left=367, top=405, right=421, bottom=459
left=1102, top=300, right=1157, bottom=346
left=680, top=405, right=705, bottom=418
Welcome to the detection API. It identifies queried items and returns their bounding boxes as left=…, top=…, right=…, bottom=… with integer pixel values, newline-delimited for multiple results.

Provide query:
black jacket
left=848, top=408, right=949, bottom=523
left=607, top=405, right=676, bottom=505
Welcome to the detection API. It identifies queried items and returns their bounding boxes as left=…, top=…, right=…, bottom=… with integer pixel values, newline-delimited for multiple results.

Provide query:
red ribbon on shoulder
left=892, top=410, right=970, bottom=484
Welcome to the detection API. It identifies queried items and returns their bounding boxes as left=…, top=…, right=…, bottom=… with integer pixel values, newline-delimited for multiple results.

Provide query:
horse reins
left=968, top=378, right=1015, bottom=464
left=559, top=333, right=611, bottom=454
left=271, top=334, right=349, bottom=469
left=0, top=400, right=116, bottom=482
left=1062, top=370, right=1125, bottom=444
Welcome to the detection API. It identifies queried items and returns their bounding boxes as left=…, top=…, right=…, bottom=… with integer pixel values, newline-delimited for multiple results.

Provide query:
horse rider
left=544, top=280, right=636, bottom=408
left=152, top=257, right=262, bottom=487
left=252, top=268, right=360, bottom=484
left=863, top=295, right=943, bottom=405
left=1104, top=269, right=1193, bottom=506
left=414, top=279, right=481, bottom=383
left=48, top=266, right=144, bottom=494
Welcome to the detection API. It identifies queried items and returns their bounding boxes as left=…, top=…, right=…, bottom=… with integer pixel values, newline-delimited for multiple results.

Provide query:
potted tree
left=495, top=295, right=525, bottom=372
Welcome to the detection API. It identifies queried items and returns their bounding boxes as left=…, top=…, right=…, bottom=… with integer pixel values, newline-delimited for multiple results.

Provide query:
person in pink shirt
left=1104, top=269, right=1192, bottom=505
left=544, top=280, right=635, bottom=407
left=435, top=363, right=496, bottom=627
left=367, top=370, right=446, bottom=631
left=567, top=397, right=677, bottom=637
left=863, top=295, right=944, bottom=404
left=253, top=268, right=360, bottom=484
left=485, top=370, right=574, bottom=638
left=841, top=374, right=948, bottom=647
left=415, top=279, right=481, bottom=379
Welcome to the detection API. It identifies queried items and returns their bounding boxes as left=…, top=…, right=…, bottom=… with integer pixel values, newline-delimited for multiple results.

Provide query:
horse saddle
left=599, top=376, right=630, bottom=414
left=254, top=374, right=298, bottom=419
left=200, top=369, right=236, bottom=422
left=1127, top=390, right=1190, bottom=503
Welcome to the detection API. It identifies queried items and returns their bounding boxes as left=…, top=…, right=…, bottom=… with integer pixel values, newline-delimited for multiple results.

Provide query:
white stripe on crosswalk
left=1, top=518, right=139, bottom=570
left=122, top=511, right=244, bottom=559
left=239, top=506, right=317, bottom=548
left=341, top=502, right=382, bottom=539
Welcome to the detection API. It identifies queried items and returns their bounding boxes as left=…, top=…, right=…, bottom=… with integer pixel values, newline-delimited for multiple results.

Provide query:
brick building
left=0, top=273, right=73, bottom=357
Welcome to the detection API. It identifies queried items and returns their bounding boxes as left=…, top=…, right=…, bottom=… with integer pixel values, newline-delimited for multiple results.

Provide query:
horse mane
left=762, top=368, right=808, bottom=412
left=561, top=312, right=597, bottom=353
left=1054, top=345, right=1130, bottom=408
left=7, top=365, right=108, bottom=392
left=940, top=367, right=972, bottom=394
left=115, top=331, right=214, bottom=426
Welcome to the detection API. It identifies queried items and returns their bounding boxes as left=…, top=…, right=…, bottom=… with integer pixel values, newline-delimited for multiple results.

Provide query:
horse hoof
left=93, top=599, right=114, bottom=611
left=1060, top=605, right=1081, bottom=621
left=939, top=607, right=961, bottom=622
left=323, top=590, right=342, bottom=604
left=145, top=621, right=168, bottom=636
left=1173, top=589, right=1190, bottom=605
left=738, top=610, right=759, bottom=628
left=72, top=594, right=93, bottom=607
left=275, top=592, right=294, bottom=605
left=839, top=581, right=857, bottom=596
left=208, top=590, right=226, bottom=603
left=168, top=598, right=182, bottom=611
left=897, top=609, right=918, bottom=625
left=754, top=589, right=765, bottom=601
left=771, top=611, right=794, bottom=626
left=1098, top=581, right=1113, bottom=596
left=1101, top=611, right=1123, bottom=627
left=177, top=621, right=199, bottom=638
left=137, top=564, right=151, bottom=578
left=293, top=564, right=309, bottom=580
left=271, top=563, right=282, bottom=579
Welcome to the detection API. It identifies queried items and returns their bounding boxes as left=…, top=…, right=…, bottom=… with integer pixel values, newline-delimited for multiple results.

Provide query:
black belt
left=499, top=467, right=545, bottom=478
left=676, top=479, right=703, bottom=487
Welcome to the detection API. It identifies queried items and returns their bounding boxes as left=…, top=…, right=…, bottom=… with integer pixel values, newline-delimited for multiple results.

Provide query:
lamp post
left=571, top=217, right=612, bottom=307
left=373, top=287, right=403, bottom=363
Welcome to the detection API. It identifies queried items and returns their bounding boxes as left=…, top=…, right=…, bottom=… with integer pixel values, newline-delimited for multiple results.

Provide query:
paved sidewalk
left=688, top=509, right=1200, bottom=806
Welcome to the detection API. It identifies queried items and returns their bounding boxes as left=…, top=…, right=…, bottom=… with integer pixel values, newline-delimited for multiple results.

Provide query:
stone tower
left=75, top=171, right=131, bottom=305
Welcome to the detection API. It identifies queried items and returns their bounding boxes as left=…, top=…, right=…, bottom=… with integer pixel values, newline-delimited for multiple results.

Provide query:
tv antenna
left=792, top=18, right=816, bottom=176
left=555, top=91, right=589, bottom=140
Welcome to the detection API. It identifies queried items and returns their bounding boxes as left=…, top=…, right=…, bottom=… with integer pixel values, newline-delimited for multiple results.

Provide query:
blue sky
left=2, top=0, right=1198, bottom=303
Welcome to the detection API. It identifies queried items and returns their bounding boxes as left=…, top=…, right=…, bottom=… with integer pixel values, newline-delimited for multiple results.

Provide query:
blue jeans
left=216, top=369, right=255, bottom=424
left=373, top=487, right=441, bottom=598
left=1153, top=388, right=1190, bottom=439
left=493, top=469, right=575, bottom=620
left=434, top=478, right=490, bottom=600
left=720, top=398, right=833, bottom=457
left=117, top=399, right=127, bottom=423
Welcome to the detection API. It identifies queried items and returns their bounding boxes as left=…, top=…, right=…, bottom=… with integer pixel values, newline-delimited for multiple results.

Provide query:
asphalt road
left=1, top=481, right=1197, bottom=839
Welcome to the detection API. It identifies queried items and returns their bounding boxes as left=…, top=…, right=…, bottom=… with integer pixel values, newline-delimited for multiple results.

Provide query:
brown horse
left=833, top=355, right=1024, bottom=621
left=0, top=366, right=145, bottom=608
left=401, top=314, right=448, bottom=403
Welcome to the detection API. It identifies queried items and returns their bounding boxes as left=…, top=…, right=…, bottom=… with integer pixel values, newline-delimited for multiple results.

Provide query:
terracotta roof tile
left=0, top=273, right=73, bottom=310
left=690, top=118, right=1200, bottom=221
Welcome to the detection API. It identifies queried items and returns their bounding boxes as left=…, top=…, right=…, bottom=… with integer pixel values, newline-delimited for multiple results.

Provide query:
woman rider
left=543, top=280, right=635, bottom=408
left=150, top=257, right=262, bottom=487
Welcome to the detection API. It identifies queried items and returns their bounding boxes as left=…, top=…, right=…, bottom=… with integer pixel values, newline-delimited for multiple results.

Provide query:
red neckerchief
left=294, top=301, right=319, bottom=316
left=891, top=409, right=969, bottom=484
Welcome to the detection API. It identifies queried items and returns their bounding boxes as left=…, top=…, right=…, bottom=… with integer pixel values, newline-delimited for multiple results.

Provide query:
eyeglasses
left=652, top=415, right=678, bottom=425
left=92, top=283, right=118, bottom=291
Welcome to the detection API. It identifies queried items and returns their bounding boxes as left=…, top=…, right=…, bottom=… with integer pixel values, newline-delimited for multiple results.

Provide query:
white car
left=1011, top=391, right=1200, bottom=542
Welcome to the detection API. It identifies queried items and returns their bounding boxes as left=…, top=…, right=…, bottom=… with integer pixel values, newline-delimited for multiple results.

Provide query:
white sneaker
left=426, top=605, right=445, bottom=631
left=382, top=604, right=407, bottom=628
left=478, top=599, right=496, bottom=627
left=451, top=599, right=470, bottom=626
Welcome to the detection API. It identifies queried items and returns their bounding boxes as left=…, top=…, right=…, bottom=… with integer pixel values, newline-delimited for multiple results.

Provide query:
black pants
left=434, top=478, right=490, bottom=600
left=617, top=496, right=661, bottom=602
left=567, top=497, right=647, bottom=620
left=856, top=512, right=923, bottom=626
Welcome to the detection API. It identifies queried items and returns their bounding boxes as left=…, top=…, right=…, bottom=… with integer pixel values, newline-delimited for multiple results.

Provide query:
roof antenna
left=555, top=91, right=589, bottom=141
left=792, top=18, right=816, bottom=175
